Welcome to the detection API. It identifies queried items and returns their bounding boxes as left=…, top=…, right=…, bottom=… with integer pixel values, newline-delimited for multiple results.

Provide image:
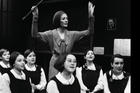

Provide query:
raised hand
left=31, top=6, right=39, bottom=17
left=88, top=1, right=95, bottom=17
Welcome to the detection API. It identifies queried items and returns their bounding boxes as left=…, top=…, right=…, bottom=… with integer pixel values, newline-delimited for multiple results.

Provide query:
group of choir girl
left=0, top=48, right=130, bottom=93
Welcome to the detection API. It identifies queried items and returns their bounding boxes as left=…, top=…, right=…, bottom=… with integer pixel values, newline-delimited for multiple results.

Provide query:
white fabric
left=76, top=67, right=88, bottom=93
left=25, top=64, right=47, bottom=90
left=1, top=69, right=26, bottom=93
left=47, top=80, right=59, bottom=93
left=10, top=69, right=26, bottom=80
left=103, top=70, right=131, bottom=93
left=0, top=61, right=10, bottom=68
left=0, top=73, right=11, bottom=93
left=56, top=72, right=75, bottom=85
left=25, top=64, right=36, bottom=71
left=76, top=66, right=104, bottom=93
left=93, top=69, right=104, bottom=92
left=86, top=63, right=96, bottom=70
left=47, top=72, right=75, bottom=93
left=112, top=72, right=124, bottom=80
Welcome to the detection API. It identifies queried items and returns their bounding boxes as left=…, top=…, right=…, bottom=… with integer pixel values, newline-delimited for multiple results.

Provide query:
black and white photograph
left=0, top=0, right=131, bottom=93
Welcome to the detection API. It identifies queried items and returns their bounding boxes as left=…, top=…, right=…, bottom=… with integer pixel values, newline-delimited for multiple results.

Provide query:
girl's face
left=85, top=50, right=95, bottom=62
left=25, top=52, right=36, bottom=64
left=60, top=13, right=68, bottom=28
left=2, top=51, right=10, bottom=62
left=14, top=55, right=25, bottom=71
left=111, top=57, right=124, bottom=74
left=64, top=54, right=77, bottom=73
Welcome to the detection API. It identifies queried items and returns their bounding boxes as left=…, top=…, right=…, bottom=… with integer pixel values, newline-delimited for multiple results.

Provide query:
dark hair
left=24, top=49, right=35, bottom=58
left=53, top=10, right=66, bottom=28
left=110, top=54, right=124, bottom=63
left=0, top=48, right=9, bottom=57
left=10, top=51, right=21, bottom=67
left=54, top=53, right=68, bottom=72
left=0, top=49, right=9, bottom=60
left=84, top=49, right=95, bottom=57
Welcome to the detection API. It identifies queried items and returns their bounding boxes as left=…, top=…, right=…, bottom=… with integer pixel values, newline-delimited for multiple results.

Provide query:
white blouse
left=0, top=61, right=11, bottom=68
left=76, top=64, right=104, bottom=93
left=0, top=73, right=10, bottom=93
left=103, top=70, right=131, bottom=93
left=47, top=72, right=75, bottom=93
left=1, top=69, right=26, bottom=93
left=25, top=64, right=47, bottom=90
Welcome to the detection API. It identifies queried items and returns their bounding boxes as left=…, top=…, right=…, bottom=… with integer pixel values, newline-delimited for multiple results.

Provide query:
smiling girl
left=47, top=53, right=80, bottom=93
left=2, top=51, right=32, bottom=93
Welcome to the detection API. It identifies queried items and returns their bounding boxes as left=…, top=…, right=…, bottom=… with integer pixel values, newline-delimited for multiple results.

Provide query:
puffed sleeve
left=1, top=73, right=11, bottom=93
left=103, top=73, right=111, bottom=93
left=124, top=76, right=131, bottom=93
left=31, top=15, right=53, bottom=43
left=46, top=80, right=59, bottom=93
left=93, top=69, right=104, bottom=92
left=36, top=67, right=47, bottom=90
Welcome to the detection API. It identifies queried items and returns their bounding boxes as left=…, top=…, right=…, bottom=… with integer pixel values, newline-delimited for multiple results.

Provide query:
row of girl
left=0, top=48, right=131, bottom=93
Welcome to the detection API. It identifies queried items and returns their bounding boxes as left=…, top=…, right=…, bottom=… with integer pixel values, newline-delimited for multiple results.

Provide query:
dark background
left=0, top=0, right=131, bottom=80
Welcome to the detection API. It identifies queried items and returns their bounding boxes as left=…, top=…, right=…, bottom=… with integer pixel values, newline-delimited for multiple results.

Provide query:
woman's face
left=85, top=50, right=95, bottom=62
left=2, top=51, right=10, bottom=62
left=26, top=52, right=36, bottom=64
left=111, top=57, right=124, bottom=74
left=60, top=13, right=68, bottom=28
left=64, top=54, right=77, bottom=73
left=14, top=55, right=25, bottom=71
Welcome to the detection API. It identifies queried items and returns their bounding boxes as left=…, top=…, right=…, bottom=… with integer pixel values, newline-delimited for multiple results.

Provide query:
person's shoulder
left=51, top=29, right=57, bottom=32
left=47, top=78, right=57, bottom=89
left=124, top=71, right=131, bottom=78
left=104, top=70, right=111, bottom=76
left=41, top=29, right=54, bottom=35
left=66, top=30, right=77, bottom=34
left=0, top=61, right=4, bottom=67
left=48, top=76, right=57, bottom=86
left=76, top=67, right=82, bottom=71
left=2, top=72, right=10, bottom=80
left=51, top=29, right=58, bottom=35
left=48, top=79, right=57, bottom=84
left=76, top=66, right=82, bottom=69
left=94, top=63, right=102, bottom=70
left=36, top=64, right=41, bottom=68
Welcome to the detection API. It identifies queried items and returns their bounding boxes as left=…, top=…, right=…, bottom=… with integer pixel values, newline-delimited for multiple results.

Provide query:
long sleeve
left=1, top=73, right=11, bottom=93
left=88, top=16, right=94, bottom=35
left=103, top=73, right=111, bottom=93
left=72, top=16, right=95, bottom=41
left=0, top=74, right=8, bottom=93
left=36, top=68, right=47, bottom=90
left=47, top=80, right=59, bottom=93
left=124, top=76, right=131, bottom=93
left=32, top=14, right=54, bottom=45
left=31, top=15, right=40, bottom=38
left=76, top=67, right=88, bottom=93
left=93, top=69, right=104, bottom=92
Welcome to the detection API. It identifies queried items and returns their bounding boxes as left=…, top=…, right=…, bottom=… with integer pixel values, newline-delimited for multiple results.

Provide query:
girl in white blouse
left=24, top=49, right=47, bottom=93
left=2, top=51, right=32, bottom=93
left=103, top=54, right=131, bottom=93
left=0, top=48, right=11, bottom=74
left=76, top=50, right=104, bottom=93
left=47, top=53, right=80, bottom=93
